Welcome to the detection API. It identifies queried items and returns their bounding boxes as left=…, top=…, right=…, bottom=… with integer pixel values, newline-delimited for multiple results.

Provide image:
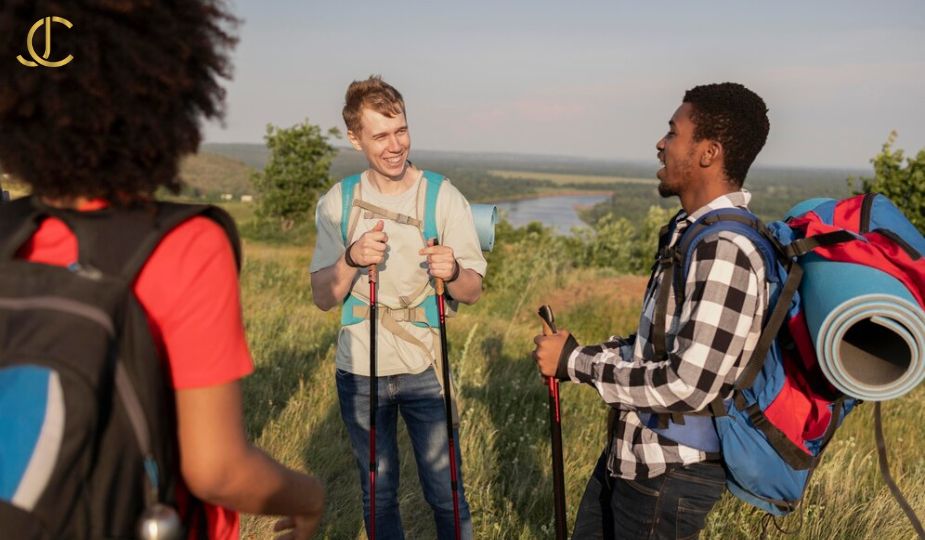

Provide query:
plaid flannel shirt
left=563, top=191, right=768, bottom=479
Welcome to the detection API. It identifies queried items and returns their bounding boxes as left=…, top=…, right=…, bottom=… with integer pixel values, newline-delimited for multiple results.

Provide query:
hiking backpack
left=338, top=170, right=446, bottom=333
left=0, top=197, right=240, bottom=539
left=641, top=193, right=925, bottom=526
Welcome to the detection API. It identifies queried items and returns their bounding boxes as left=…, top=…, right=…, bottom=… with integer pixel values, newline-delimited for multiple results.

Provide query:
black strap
left=874, top=228, right=922, bottom=261
left=17, top=200, right=242, bottom=281
left=651, top=250, right=677, bottom=361
left=734, top=262, right=804, bottom=391
left=745, top=403, right=816, bottom=470
left=860, top=193, right=876, bottom=233
left=0, top=197, right=44, bottom=260
left=875, top=402, right=925, bottom=539
left=785, top=230, right=856, bottom=258
left=605, top=408, right=618, bottom=457
left=117, top=203, right=241, bottom=281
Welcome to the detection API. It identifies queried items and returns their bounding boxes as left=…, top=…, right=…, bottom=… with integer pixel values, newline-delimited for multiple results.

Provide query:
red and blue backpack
left=646, top=193, right=925, bottom=526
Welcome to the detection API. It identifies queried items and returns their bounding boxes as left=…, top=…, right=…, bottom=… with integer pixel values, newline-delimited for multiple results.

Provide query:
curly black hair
left=683, top=83, right=769, bottom=187
left=0, top=1, right=237, bottom=201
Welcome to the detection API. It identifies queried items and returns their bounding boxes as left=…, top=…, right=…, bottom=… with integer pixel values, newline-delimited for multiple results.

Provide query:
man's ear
left=700, top=140, right=723, bottom=168
left=346, top=129, right=363, bottom=152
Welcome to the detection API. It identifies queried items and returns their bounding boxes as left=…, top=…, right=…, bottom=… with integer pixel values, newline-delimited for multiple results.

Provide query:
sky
left=204, top=0, right=925, bottom=170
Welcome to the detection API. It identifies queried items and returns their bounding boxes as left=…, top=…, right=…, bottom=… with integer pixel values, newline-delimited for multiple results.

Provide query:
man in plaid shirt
left=534, top=82, right=771, bottom=539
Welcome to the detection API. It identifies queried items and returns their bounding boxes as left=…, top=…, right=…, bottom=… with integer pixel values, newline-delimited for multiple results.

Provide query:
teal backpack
left=338, top=170, right=446, bottom=346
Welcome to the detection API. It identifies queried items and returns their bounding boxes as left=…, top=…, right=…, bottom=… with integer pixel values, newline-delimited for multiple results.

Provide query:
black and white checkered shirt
left=562, top=191, right=768, bottom=479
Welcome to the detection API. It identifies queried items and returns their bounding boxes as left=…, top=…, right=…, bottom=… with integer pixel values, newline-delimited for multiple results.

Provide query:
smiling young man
left=533, top=83, right=771, bottom=539
left=309, top=76, right=485, bottom=539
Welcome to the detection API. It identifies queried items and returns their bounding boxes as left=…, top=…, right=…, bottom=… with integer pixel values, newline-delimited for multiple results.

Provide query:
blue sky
left=205, top=1, right=925, bottom=169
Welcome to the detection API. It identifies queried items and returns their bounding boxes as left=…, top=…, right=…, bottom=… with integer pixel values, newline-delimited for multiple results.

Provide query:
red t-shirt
left=17, top=205, right=254, bottom=539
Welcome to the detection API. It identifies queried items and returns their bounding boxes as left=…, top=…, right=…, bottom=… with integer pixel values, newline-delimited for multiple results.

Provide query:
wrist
left=445, top=259, right=462, bottom=283
left=343, top=241, right=362, bottom=268
left=556, top=333, right=579, bottom=381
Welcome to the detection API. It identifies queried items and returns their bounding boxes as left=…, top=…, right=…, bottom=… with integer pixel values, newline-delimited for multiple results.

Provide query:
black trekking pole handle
left=433, top=239, right=463, bottom=540
left=368, top=263, right=379, bottom=540
left=538, top=304, right=568, bottom=540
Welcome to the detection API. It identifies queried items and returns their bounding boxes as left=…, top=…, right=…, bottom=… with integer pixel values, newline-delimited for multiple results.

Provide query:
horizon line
left=200, top=141, right=872, bottom=172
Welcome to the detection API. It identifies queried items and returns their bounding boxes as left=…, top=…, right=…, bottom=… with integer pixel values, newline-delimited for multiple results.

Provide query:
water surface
left=493, top=194, right=611, bottom=234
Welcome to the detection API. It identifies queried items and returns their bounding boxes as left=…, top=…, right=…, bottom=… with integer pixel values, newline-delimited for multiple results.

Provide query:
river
left=493, top=193, right=611, bottom=234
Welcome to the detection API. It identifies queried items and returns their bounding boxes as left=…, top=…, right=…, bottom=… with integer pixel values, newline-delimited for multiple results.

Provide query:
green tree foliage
left=252, top=120, right=340, bottom=230
left=853, top=131, right=925, bottom=232
left=567, top=206, right=676, bottom=274
left=483, top=205, right=677, bottom=287
left=570, top=214, right=636, bottom=271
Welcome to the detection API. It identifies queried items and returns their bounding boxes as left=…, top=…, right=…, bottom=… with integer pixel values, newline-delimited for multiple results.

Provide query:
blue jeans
left=572, top=451, right=726, bottom=540
left=336, top=367, right=473, bottom=540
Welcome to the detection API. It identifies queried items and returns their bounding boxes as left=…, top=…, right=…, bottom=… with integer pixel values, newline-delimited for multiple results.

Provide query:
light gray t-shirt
left=309, top=170, right=488, bottom=376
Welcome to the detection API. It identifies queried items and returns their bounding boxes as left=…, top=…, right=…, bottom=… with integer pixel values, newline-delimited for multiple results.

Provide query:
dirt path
left=540, top=272, right=648, bottom=312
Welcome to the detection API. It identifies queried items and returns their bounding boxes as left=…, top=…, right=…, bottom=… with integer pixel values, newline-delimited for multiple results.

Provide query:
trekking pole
left=368, top=263, right=379, bottom=540
left=537, top=305, right=567, bottom=540
left=433, top=241, right=462, bottom=540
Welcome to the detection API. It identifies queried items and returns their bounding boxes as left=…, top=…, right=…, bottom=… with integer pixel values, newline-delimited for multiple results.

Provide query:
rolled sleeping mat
left=800, top=253, right=925, bottom=401
left=471, top=204, right=498, bottom=252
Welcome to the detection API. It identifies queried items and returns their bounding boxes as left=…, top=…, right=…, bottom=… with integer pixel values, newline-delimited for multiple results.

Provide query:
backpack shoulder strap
left=651, top=208, right=785, bottom=364
left=421, top=171, right=444, bottom=242
left=0, top=196, right=44, bottom=261
left=62, top=202, right=241, bottom=281
left=340, top=174, right=362, bottom=245
left=665, top=208, right=805, bottom=396
left=675, top=208, right=782, bottom=294
left=119, top=203, right=241, bottom=281
left=0, top=198, right=239, bottom=280
left=652, top=208, right=776, bottom=359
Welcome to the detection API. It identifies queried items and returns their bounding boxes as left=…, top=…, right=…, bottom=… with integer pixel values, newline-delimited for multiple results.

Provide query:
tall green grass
left=238, top=237, right=924, bottom=539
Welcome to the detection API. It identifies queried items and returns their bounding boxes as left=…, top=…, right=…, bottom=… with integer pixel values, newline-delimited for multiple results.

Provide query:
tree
left=252, top=120, right=340, bottom=230
left=852, top=131, right=925, bottom=232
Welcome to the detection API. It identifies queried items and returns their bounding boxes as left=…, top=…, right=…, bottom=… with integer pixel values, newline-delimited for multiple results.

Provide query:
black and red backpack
left=0, top=197, right=239, bottom=539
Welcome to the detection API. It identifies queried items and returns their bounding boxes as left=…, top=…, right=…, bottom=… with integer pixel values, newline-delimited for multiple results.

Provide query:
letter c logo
left=17, top=17, right=75, bottom=68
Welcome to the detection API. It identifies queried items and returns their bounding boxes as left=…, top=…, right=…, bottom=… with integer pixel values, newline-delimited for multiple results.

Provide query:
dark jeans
left=572, top=451, right=726, bottom=540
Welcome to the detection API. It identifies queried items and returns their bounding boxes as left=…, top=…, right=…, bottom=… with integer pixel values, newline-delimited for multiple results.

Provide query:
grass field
left=236, top=231, right=925, bottom=539
left=489, top=170, right=658, bottom=186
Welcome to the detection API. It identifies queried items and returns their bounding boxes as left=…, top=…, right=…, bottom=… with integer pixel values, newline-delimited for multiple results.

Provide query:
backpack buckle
left=656, top=247, right=678, bottom=267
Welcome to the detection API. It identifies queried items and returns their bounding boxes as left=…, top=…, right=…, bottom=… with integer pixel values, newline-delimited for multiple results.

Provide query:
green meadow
left=228, top=200, right=925, bottom=539
left=7, top=147, right=919, bottom=538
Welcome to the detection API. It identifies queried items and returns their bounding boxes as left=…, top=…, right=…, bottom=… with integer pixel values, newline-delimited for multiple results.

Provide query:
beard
left=658, top=180, right=678, bottom=198
left=657, top=150, right=695, bottom=198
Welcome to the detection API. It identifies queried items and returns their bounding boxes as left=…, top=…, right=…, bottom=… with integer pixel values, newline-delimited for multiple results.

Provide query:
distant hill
left=179, top=151, right=255, bottom=196
left=201, top=142, right=866, bottom=182
left=197, top=142, right=870, bottom=214
left=200, top=143, right=269, bottom=170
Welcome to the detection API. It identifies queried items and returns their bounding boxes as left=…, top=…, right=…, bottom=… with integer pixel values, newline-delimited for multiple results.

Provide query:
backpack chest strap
left=341, top=171, right=444, bottom=244
left=353, top=199, right=422, bottom=229
left=350, top=302, right=429, bottom=324
left=342, top=290, right=451, bottom=328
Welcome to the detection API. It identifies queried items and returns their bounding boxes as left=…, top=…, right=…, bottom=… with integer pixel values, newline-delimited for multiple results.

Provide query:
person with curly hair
left=0, top=2, right=324, bottom=539
left=533, top=83, right=771, bottom=539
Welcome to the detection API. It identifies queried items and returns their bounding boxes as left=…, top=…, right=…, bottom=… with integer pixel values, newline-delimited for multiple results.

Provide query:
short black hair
left=683, top=83, right=769, bottom=187
left=0, top=1, right=237, bottom=202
